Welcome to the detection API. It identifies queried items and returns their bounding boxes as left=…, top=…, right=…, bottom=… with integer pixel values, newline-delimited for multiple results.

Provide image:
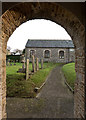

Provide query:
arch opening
left=5, top=18, right=73, bottom=117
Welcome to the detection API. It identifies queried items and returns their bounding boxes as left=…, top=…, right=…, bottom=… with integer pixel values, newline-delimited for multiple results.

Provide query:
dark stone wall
left=2, top=2, right=85, bottom=25
left=25, top=47, right=75, bottom=63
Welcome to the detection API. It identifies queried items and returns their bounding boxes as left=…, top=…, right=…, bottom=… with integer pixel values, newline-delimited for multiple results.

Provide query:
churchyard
left=6, top=59, right=62, bottom=98
left=6, top=54, right=76, bottom=118
left=6, top=55, right=76, bottom=98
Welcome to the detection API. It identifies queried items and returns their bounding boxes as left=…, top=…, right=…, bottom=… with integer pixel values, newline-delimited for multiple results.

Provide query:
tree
left=7, top=46, right=11, bottom=51
left=11, top=49, right=22, bottom=55
left=22, top=48, right=25, bottom=54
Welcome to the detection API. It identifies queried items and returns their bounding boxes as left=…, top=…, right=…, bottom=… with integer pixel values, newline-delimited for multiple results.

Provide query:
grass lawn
left=6, top=62, right=61, bottom=98
left=62, top=62, right=76, bottom=90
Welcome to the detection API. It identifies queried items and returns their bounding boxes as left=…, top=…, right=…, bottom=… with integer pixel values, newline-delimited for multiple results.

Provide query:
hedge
left=6, top=55, right=21, bottom=62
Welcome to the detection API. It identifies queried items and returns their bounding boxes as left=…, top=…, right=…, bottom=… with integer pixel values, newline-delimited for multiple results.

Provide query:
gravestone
left=32, top=55, right=35, bottom=72
left=14, top=61, right=16, bottom=65
left=16, top=60, right=18, bottom=63
left=26, top=59, right=29, bottom=80
left=7, top=61, right=10, bottom=66
left=41, top=59, right=43, bottom=69
left=10, top=63, right=12, bottom=66
left=22, top=63, right=25, bottom=69
left=23, top=57, right=26, bottom=69
left=36, top=58, right=39, bottom=71
left=22, top=57, right=25, bottom=70
left=14, top=63, right=16, bottom=65
left=7, top=59, right=10, bottom=66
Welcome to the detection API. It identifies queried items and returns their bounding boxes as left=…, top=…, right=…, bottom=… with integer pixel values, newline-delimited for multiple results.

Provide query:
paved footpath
left=7, top=65, right=74, bottom=118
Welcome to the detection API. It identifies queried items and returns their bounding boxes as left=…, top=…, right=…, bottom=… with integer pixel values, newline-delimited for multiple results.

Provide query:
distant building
left=11, top=49, right=23, bottom=55
left=25, top=39, right=75, bottom=63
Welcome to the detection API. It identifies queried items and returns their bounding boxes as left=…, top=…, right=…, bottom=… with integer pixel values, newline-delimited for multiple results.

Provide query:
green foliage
left=6, top=62, right=60, bottom=98
left=62, top=63, right=76, bottom=90
left=6, top=55, right=21, bottom=62
left=22, top=49, right=25, bottom=54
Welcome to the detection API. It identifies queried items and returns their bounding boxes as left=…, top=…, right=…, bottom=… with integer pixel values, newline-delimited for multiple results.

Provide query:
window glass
left=44, top=50, right=50, bottom=58
left=59, top=51, right=64, bottom=59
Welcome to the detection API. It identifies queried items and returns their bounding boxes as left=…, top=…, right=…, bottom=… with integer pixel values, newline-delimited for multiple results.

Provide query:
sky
left=7, top=19, right=72, bottom=52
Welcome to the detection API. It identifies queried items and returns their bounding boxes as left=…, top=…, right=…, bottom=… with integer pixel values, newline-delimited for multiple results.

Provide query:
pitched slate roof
left=26, top=39, right=74, bottom=48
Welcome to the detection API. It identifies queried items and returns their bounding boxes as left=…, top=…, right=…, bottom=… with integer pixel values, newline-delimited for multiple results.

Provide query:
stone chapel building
left=25, top=39, right=75, bottom=63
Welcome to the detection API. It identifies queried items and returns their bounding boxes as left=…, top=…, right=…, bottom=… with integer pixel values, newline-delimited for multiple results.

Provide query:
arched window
left=59, top=51, right=64, bottom=59
left=30, top=50, right=35, bottom=58
left=44, top=50, right=50, bottom=58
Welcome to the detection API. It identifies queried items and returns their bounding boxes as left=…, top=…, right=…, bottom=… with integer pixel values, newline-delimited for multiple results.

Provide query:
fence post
left=26, top=59, right=29, bottom=80
left=36, top=58, right=39, bottom=71
left=32, top=55, right=35, bottom=72
left=41, top=59, right=43, bottom=69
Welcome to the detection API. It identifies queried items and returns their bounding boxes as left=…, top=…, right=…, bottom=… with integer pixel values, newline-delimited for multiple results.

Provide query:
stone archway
left=0, top=2, right=85, bottom=119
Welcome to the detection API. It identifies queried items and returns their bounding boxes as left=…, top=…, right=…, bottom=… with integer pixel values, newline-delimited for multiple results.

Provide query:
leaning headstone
left=22, top=62, right=25, bottom=69
left=26, top=59, right=29, bottom=80
left=36, top=58, right=39, bottom=71
left=41, top=59, right=43, bottom=69
left=32, top=55, right=35, bottom=72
